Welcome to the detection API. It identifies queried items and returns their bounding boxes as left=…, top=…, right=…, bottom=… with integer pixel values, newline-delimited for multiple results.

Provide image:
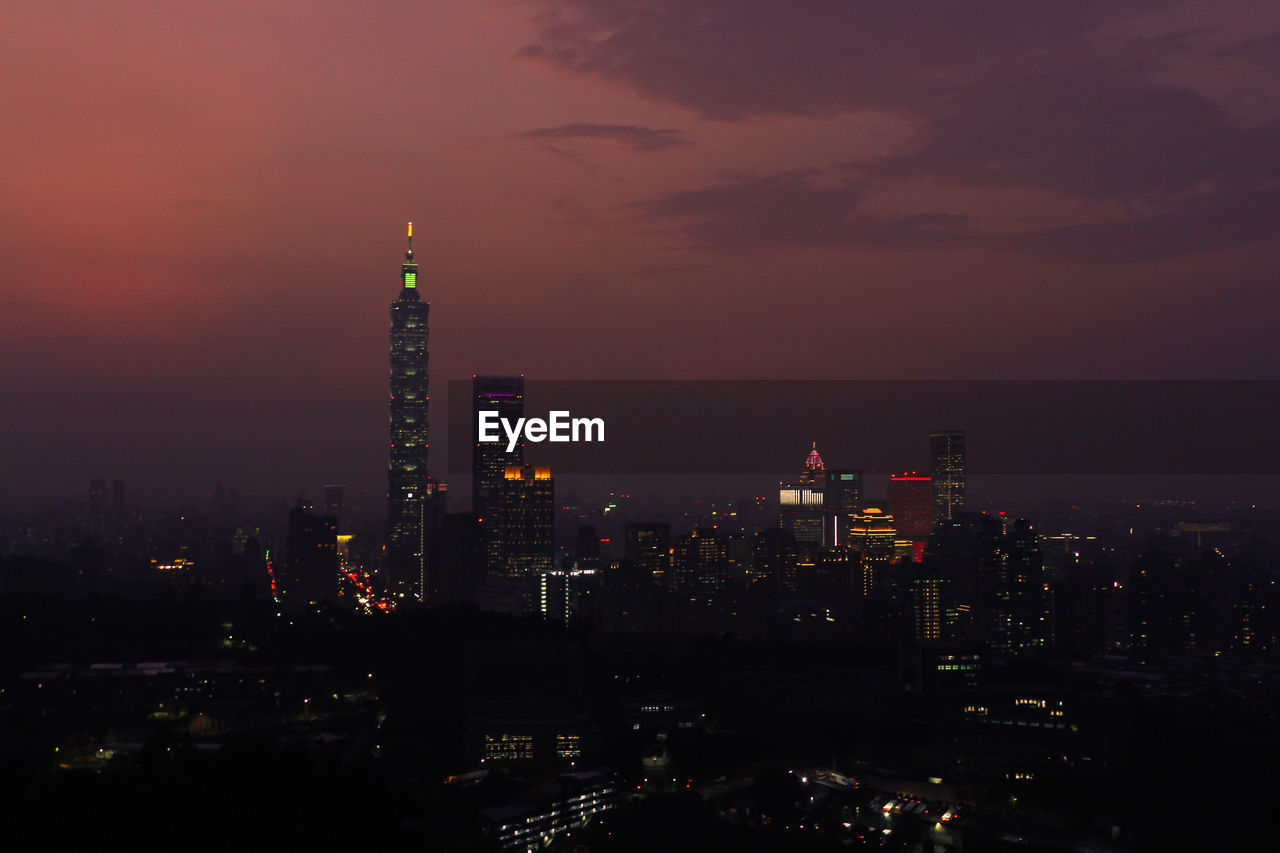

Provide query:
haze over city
left=5, top=0, right=1279, bottom=505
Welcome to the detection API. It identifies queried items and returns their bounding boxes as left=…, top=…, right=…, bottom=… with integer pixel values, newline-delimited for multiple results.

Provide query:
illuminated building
left=823, top=468, right=862, bottom=545
left=1005, top=518, right=1048, bottom=652
left=929, top=430, right=965, bottom=523
left=899, top=642, right=987, bottom=693
left=779, top=443, right=825, bottom=544
left=624, top=523, right=670, bottom=587
left=671, top=527, right=726, bottom=593
left=388, top=222, right=433, bottom=590
left=496, top=464, right=554, bottom=578
left=847, top=508, right=896, bottom=596
left=889, top=472, right=933, bottom=560
left=473, top=375, right=524, bottom=521
left=480, top=770, right=618, bottom=850
left=911, top=572, right=946, bottom=640
left=539, top=569, right=572, bottom=624
left=751, top=527, right=798, bottom=592
left=474, top=375, right=524, bottom=578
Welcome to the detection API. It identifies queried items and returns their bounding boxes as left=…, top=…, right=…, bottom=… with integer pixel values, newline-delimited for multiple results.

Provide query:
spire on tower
left=401, top=222, right=419, bottom=290
left=805, top=442, right=825, bottom=471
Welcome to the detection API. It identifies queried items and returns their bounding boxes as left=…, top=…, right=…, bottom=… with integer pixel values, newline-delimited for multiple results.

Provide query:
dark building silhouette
left=1051, top=563, right=1112, bottom=656
left=927, top=512, right=1048, bottom=655
left=751, top=527, right=797, bottom=595
left=624, top=523, right=670, bottom=588
left=427, top=511, right=486, bottom=604
left=929, top=429, right=966, bottom=523
left=323, top=484, right=344, bottom=517
left=388, top=222, right=433, bottom=591
left=89, top=478, right=106, bottom=539
left=573, top=524, right=601, bottom=569
left=671, top=527, right=725, bottom=594
left=287, top=503, right=338, bottom=605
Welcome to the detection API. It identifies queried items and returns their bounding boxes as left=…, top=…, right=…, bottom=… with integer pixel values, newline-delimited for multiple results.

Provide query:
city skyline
left=3, top=1, right=1279, bottom=504
left=6, top=7, right=1280, bottom=851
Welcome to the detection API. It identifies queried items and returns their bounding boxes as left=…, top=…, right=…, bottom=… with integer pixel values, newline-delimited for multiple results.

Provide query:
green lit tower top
left=387, top=222, right=431, bottom=587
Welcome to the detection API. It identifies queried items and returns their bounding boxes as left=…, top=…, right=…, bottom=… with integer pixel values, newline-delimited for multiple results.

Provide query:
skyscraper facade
left=473, top=375, right=525, bottom=574
left=929, top=430, right=966, bottom=524
left=779, top=443, right=826, bottom=544
left=824, top=468, right=863, bottom=546
left=889, top=472, right=933, bottom=560
left=847, top=508, right=896, bottom=596
left=388, top=223, right=431, bottom=587
left=496, top=464, right=554, bottom=579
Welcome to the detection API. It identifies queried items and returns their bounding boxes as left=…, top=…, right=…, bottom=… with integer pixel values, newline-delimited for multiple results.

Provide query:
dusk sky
left=5, top=1, right=1280, bottom=507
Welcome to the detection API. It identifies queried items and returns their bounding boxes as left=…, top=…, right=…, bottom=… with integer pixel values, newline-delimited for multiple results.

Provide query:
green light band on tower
left=404, top=271, right=416, bottom=288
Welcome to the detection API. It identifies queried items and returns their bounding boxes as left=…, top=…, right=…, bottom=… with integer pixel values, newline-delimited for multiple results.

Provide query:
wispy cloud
left=522, top=0, right=1280, bottom=262
left=516, top=122, right=691, bottom=152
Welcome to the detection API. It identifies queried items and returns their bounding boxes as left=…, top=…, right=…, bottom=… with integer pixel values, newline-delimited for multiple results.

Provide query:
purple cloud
left=522, top=0, right=1280, bottom=262
left=634, top=171, right=966, bottom=249
left=517, top=122, right=691, bottom=152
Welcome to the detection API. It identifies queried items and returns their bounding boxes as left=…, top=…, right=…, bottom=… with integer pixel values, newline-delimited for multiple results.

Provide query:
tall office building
left=624, top=523, right=671, bottom=587
left=847, top=508, right=896, bottom=596
left=496, top=464, right=555, bottom=578
left=889, top=472, right=933, bottom=560
left=779, top=443, right=826, bottom=544
left=824, top=469, right=862, bottom=546
left=929, top=430, right=966, bottom=524
left=751, top=527, right=798, bottom=593
left=287, top=502, right=338, bottom=605
left=473, top=375, right=525, bottom=573
left=671, top=527, right=726, bottom=593
left=388, top=223, right=432, bottom=588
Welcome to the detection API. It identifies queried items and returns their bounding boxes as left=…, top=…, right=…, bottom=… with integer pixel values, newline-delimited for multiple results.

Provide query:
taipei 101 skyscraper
left=387, top=222, right=432, bottom=591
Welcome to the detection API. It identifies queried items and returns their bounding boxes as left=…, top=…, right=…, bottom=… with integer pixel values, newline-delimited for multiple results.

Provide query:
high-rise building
left=388, top=223, right=432, bottom=589
left=751, top=527, right=798, bottom=593
left=671, top=528, right=726, bottom=593
left=889, top=472, right=933, bottom=560
left=779, top=443, right=825, bottom=544
left=427, top=512, right=486, bottom=604
left=473, top=375, right=524, bottom=516
left=287, top=503, right=338, bottom=605
left=496, top=464, right=554, bottom=578
left=910, top=569, right=948, bottom=641
left=824, top=469, right=862, bottom=545
left=929, top=430, right=966, bottom=523
left=89, top=478, right=106, bottom=538
left=474, top=375, right=524, bottom=573
left=625, top=523, right=671, bottom=587
left=847, top=508, right=896, bottom=596
left=324, top=484, right=345, bottom=517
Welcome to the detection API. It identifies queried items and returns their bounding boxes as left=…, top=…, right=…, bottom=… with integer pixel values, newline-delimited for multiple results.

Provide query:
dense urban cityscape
left=6, top=2, right=1280, bottom=851
left=2, top=227, right=1278, bottom=852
